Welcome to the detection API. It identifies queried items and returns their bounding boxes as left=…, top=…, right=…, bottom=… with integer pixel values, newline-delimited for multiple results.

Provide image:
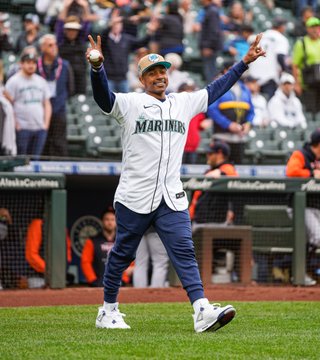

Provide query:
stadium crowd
left=0, top=0, right=319, bottom=161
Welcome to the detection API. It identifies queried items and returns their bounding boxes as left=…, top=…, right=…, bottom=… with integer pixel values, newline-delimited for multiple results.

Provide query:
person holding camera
left=292, top=17, right=320, bottom=116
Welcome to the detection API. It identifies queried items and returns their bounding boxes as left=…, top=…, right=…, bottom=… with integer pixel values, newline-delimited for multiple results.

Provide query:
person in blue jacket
left=207, top=61, right=255, bottom=163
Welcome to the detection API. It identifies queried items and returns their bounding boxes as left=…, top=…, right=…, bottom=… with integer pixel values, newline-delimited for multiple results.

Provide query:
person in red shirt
left=180, top=82, right=212, bottom=164
left=81, top=207, right=134, bottom=287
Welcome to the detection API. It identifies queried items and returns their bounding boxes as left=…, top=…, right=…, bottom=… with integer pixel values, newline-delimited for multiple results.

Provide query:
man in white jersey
left=248, top=17, right=290, bottom=99
left=87, top=34, right=265, bottom=332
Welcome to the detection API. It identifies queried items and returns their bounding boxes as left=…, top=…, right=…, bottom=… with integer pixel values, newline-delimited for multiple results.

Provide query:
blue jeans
left=103, top=199, right=204, bottom=304
left=16, top=129, right=47, bottom=157
left=202, top=53, right=218, bottom=84
left=108, top=79, right=129, bottom=93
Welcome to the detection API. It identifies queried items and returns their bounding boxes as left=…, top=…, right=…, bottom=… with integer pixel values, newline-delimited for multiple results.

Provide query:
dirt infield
left=1, top=285, right=320, bottom=307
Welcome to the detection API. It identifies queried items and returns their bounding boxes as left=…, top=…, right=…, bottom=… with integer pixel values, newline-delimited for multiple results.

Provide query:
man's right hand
left=86, top=35, right=104, bottom=68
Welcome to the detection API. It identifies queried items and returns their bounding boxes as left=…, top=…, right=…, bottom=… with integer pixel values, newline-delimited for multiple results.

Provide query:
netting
left=191, top=187, right=320, bottom=285
left=0, top=190, right=48, bottom=289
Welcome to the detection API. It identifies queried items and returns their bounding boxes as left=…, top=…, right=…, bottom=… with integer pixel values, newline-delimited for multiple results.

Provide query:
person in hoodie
left=268, top=72, right=307, bottom=129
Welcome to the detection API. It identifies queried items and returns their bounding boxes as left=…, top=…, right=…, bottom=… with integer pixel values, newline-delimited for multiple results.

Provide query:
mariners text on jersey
left=133, top=117, right=186, bottom=135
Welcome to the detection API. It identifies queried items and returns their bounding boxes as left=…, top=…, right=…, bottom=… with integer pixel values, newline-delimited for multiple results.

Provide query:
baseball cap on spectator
left=138, top=54, right=171, bottom=75
left=244, top=75, right=258, bottom=83
left=310, top=128, right=320, bottom=145
left=164, top=53, right=182, bottom=69
left=24, top=13, right=40, bottom=25
left=0, top=12, right=9, bottom=22
left=206, top=141, right=231, bottom=157
left=20, top=53, right=37, bottom=62
left=64, top=15, right=82, bottom=30
left=240, top=23, right=254, bottom=33
left=272, top=17, right=286, bottom=28
left=280, top=72, right=295, bottom=84
left=306, top=17, right=320, bottom=27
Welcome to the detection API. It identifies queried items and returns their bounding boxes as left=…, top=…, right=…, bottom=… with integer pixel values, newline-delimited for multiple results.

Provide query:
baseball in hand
left=89, top=49, right=101, bottom=62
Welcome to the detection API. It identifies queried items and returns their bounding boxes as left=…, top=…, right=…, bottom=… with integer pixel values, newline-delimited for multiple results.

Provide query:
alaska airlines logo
left=133, top=117, right=186, bottom=135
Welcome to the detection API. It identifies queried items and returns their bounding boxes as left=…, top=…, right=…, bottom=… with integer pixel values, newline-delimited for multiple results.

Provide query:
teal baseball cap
left=138, top=54, right=171, bottom=76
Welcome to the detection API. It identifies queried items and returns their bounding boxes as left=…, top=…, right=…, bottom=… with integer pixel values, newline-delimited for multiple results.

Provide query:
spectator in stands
left=128, top=47, right=149, bottom=92
left=295, top=0, right=318, bottom=17
left=0, top=63, right=16, bottom=155
left=248, top=17, right=291, bottom=99
left=224, top=23, right=254, bottom=62
left=207, top=61, right=254, bottom=164
left=268, top=72, right=307, bottom=129
left=36, top=0, right=65, bottom=32
left=81, top=207, right=134, bottom=286
left=6, top=45, right=38, bottom=81
left=25, top=218, right=72, bottom=288
left=164, top=53, right=192, bottom=93
left=101, top=10, right=155, bottom=93
left=290, top=6, right=315, bottom=39
left=292, top=17, right=320, bottom=117
left=286, top=128, right=320, bottom=286
left=4, top=53, right=52, bottom=157
left=223, top=1, right=253, bottom=35
left=244, top=75, right=269, bottom=128
left=0, top=12, right=13, bottom=59
left=261, top=0, right=274, bottom=12
left=151, top=0, right=184, bottom=56
left=57, top=0, right=99, bottom=25
left=133, top=227, right=169, bottom=288
left=178, top=0, right=197, bottom=35
left=15, top=14, right=42, bottom=55
left=198, top=0, right=223, bottom=83
left=189, top=141, right=238, bottom=225
left=0, top=208, right=12, bottom=290
left=179, top=82, right=212, bottom=164
left=56, top=15, right=88, bottom=94
left=38, top=34, right=75, bottom=157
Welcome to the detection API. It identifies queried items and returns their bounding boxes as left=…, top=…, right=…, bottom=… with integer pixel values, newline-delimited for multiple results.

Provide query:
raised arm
left=207, top=33, right=266, bottom=105
left=86, top=35, right=115, bottom=113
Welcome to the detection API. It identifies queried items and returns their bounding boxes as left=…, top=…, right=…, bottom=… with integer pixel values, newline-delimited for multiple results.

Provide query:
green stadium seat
left=280, top=139, right=303, bottom=153
left=244, top=204, right=294, bottom=283
left=248, top=128, right=274, bottom=141
left=97, top=136, right=122, bottom=160
left=66, top=114, right=79, bottom=125
left=273, top=128, right=303, bottom=142
left=67, top=124, right=82, bottom=136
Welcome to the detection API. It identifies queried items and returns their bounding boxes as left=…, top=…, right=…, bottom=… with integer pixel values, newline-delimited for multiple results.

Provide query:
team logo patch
left=70, top=215, right=102, bottom=257
left=148, top=54, right=160, bottom=63
left=176, top=191, right=185, bottom=199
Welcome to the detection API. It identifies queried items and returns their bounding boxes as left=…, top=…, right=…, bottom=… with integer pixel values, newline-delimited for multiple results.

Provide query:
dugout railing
left=0, top=173, right=66, bottom=289
left=182, top=177, right=320, bottom=286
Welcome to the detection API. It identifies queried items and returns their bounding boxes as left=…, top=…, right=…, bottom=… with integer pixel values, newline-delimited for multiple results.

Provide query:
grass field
left=1, top=302, right=320, bottom=360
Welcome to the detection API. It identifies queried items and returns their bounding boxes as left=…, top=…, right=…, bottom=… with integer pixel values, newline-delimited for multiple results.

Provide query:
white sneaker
left=193, top=302, right=236, bottom=333
left=95, top=303, right=131, bottom=329
left=304, top=274, right=316, bottom=286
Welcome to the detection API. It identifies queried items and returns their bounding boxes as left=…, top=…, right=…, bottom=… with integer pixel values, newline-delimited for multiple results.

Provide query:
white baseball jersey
left=248, top=29, right=290, bottom=85
left=104, top=90, right=208, bottom=214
